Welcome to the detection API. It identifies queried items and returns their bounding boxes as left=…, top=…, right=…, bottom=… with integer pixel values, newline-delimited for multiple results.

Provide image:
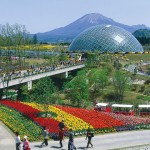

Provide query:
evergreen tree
left=33, top=34, right=38, bottom=44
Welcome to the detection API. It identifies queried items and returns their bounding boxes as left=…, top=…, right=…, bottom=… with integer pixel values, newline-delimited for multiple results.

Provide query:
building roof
left=96, top=103, right=109, bottom=107
left=112, top=104, right=133, bottom=108
left=138, top=105, right=150, bottom=108
left=69, top=25, right=144, bottom=53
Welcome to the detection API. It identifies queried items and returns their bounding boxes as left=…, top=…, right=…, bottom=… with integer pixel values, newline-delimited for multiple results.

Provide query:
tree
left=0, top=23, right=31, bottom=69
left=85, top=52, right=100, bottom=67
left=0, top=89, right=4, bottom=99
left=114, top=59, right=122, bottom=70
left=112, top=71, right=129, bottom=102
left=32, top=34, right=38, bottom=44
left=32, top=77, right=56, bottom=116
left=58, top=53, right=68, bottom=62
left=0, top=23, right=31, bottom=98
left=12, top=23, right=31, bottom=69
left=89, top=69, right=108, bottom=97
left=65, top=70, right=89, bottom=107
left=134, top=67, right=138, bottom=75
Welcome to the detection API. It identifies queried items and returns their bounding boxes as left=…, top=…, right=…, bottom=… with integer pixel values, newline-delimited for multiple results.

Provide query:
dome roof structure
left=69, top=25, right=144, bottom=53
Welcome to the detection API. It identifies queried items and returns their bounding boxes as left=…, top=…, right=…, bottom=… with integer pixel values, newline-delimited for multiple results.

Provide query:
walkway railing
left=0, top=62, right=84, bottom=82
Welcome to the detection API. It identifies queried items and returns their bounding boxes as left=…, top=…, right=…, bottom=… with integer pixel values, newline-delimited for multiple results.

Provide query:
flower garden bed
left=55, top=105, right=124, bottom=129
left=105, top=112, right=150, bottom=125
left=0, top=100, right=60, bottom=134
left=1, top=100, right=150, bottom=140
left=0, top=104, right=43, bottom=141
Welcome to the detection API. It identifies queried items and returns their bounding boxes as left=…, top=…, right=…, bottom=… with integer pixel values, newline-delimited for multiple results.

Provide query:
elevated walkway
left=0, top=64, right=85, bottom=89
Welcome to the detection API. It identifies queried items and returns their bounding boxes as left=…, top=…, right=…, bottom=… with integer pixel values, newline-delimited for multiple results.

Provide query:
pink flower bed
left=105, top=112, right=150, bottom=125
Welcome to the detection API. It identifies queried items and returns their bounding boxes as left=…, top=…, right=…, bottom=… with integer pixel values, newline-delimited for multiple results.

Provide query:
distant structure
left=69, top=25, right=144, bottom=53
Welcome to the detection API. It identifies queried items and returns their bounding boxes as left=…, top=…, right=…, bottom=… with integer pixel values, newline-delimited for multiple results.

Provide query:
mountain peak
left=84, top=13, right=104, bottom=18
left=80, top=13, right=113, bottom=24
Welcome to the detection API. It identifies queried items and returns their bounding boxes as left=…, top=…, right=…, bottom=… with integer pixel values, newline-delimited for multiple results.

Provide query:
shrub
left=138, top=85, right=145, bottom=92
left=146, top=70, right=150, bottom=75
left=136, top=95, right=150, bottom=101
left=124, top=64, right=129, bottom=68
left=131, top=84, right=138, bottom=91
left=145, top=79, right=150, bottom=85
left=144, top=87, right=150, bottom=96
left=103, top=92, right=117, bottom=102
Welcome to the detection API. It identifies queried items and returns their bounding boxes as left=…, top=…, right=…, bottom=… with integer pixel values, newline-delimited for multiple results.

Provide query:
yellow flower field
left=0, top=105, right=42, bottom=141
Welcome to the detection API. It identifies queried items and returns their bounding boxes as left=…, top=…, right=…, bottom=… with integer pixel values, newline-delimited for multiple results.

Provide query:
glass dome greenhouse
left=69, top=25, right=144, bottom=53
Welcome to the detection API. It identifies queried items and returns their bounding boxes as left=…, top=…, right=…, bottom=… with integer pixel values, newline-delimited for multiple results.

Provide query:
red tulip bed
left=1, top=100, right=150, bottom=137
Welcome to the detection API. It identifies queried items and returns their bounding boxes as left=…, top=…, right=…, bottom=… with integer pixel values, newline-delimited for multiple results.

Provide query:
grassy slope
left=85, top=53, right=150, bottom=106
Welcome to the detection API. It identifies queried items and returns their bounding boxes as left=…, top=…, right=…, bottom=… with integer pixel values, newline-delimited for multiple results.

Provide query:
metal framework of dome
left=69, top=25, right=144, bottom=53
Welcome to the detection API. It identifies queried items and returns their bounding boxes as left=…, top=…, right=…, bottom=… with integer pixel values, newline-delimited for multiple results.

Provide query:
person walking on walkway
left=15, top=131, right=21, bottom=150
left=23, top=135, right=30, bottom=150
left=86, top=128, right=93, bottom=148
left=41, top=126, right=49, bottom=147
left=58, top=120, right=65, bottom=130
left=68, top=129, right=76, bottom=150
left=58, top=128, right=65, bottom=148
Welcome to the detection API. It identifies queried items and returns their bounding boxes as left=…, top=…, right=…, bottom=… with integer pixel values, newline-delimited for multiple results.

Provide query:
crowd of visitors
left=0, top=60, right=83, bottom=82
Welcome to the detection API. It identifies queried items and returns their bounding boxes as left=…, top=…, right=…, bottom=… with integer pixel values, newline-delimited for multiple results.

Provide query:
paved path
left=1, top=121, right=150, bottom=150
left=124, top=61, right=150, bottom=77
left=0, top=121, right=15, bottom=150
left=30, top=130, right=150, bottom=150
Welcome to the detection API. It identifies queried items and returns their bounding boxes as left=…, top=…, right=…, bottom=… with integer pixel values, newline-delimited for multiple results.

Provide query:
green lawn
left=123, top=54, right=150, bottom=63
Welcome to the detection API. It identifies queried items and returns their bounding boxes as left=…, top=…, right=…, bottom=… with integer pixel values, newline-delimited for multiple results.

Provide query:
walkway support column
left=27, top=81, right=32, bottom=90
left=65, top=71, right=68, bottom=78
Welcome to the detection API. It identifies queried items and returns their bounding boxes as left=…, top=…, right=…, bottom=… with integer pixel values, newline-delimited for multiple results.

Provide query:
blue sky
left=0, top=0, right=149, bottom=33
